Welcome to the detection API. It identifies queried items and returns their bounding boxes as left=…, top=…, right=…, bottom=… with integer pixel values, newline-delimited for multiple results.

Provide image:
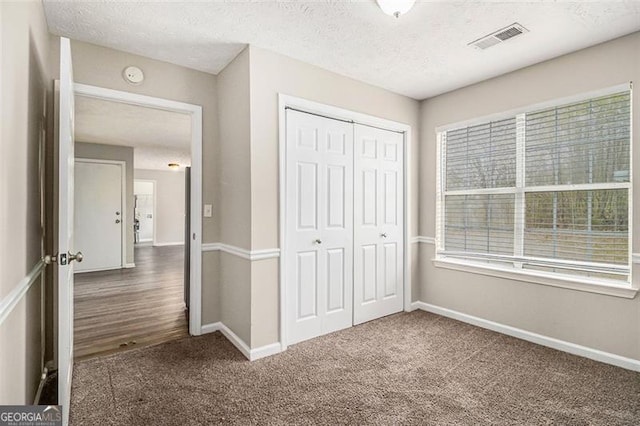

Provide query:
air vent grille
left=474, top=37, right=502, bottom=50
left=469, top=23, right=528, bottom=50
left=494, top=26, right=523, bottom=41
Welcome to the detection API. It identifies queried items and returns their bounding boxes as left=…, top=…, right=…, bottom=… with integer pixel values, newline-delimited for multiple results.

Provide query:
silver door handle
left=69, top=251, right=83, bottom=263
left=314, top=239, right=322, bottom=245
left=380, top=233, right=388, bottom=238
left=115, top=219, right=121, bottom=224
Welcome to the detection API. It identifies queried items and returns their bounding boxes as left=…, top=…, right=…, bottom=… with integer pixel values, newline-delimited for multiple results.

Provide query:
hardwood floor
left=73, top=245, right=188, bottom=360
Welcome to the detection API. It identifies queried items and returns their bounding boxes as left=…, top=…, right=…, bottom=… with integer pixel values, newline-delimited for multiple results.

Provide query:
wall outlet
left=204, top=204, right=213, bottom=218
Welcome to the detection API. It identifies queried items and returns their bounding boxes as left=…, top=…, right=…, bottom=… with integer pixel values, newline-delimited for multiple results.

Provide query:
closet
left=285, top=108, right=404, bottom=345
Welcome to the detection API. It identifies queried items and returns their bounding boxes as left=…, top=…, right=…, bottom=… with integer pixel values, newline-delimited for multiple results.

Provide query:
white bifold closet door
left=353, top=124, right=404, bottom=325
left=285, top=109, right=404, bottom=345
left=286, top=110, right=354, bottom=345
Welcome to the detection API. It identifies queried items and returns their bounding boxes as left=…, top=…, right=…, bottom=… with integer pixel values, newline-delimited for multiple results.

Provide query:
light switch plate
left=204, top=204, right=213, bottom=218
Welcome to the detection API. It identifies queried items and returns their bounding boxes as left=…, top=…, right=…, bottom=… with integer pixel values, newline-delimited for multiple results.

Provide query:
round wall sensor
left=122, top=66, right=144, bottom=85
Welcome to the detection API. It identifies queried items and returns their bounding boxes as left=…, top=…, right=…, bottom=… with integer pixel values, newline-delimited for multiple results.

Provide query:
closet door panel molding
left=353, top=125, right=404, bottom=325
left=280, top=95, right=410, bottom=349
left=285, top=110, right=353, bottom=345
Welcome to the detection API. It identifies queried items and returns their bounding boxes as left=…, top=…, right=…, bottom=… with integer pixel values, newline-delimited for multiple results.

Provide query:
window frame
left=434, top=83, right=634, bottom=295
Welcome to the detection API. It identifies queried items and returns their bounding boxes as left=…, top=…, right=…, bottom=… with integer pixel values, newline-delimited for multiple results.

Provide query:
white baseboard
left=201, top=322, right=282, bottom=361
left=201, top=322, right=250, bottom=358
left=153, top=242, right=184, bottom=247
left=412, top=301, right=640, bottom=372
left=124, top=263, right=136, bottom=269
left=250, top=342, right=283, bottom=360
left=201, top=322, right=227, bottom=337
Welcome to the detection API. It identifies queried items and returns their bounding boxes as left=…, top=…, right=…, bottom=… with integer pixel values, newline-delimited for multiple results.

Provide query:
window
left=436, top=88, right=631, bottom=285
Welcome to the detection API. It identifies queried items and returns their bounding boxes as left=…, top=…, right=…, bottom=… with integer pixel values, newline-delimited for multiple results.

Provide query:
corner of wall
left=249, top=258, right=279, bottom=349
left=1, top=0, right=55, bottom=404
left=417, top=33, right=640, bottom=361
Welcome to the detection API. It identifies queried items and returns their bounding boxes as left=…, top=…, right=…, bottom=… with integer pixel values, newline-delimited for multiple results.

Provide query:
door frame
left=278, top=94, right=412, bottom=350
left=134, top=178, right=157, bottom=244
left=74, top=83, right=204, bottom=336
left=75, top=158, right=127, bottom=271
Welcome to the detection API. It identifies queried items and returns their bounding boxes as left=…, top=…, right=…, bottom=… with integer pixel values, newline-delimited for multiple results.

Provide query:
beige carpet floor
left=70, top=311, right=640, bottom=425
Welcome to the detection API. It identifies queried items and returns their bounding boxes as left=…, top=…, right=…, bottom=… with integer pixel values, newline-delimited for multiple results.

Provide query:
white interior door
left=57, top=37, right=77, bottom=426
left=286, top=110, right=354, bottom=345
left=74, top=161, right=123, bottom=272
left=136, top=195, right=154, bottom=242
left=134, top=180, right=154, bottom=243
left=353, top=124, right=404, bottom=325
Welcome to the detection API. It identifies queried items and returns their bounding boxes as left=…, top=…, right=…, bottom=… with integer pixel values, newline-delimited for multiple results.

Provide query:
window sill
left=432, top=257, right=638, bottom=299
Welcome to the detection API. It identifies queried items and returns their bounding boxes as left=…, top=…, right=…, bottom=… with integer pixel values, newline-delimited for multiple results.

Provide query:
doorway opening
left=71, top=85, right=201, bottom=359
left=134, top=180, right=154, bottom=246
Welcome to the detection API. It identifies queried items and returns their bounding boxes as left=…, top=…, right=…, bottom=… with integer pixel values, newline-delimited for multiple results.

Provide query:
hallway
left=74, top=245, right=188, bottom=359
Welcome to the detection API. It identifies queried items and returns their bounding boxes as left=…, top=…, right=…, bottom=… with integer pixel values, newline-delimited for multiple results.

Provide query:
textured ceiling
left=75, top=96, right=191, bottom=171
left=44, top=1, right=640, bottom=99
left=133, top=147, right=192, bottom=171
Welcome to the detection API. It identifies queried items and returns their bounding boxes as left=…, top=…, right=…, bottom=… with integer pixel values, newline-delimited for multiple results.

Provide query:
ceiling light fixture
left=168, top=163, right=180, bottom=170
left=377, top=0, right=416, bottom=18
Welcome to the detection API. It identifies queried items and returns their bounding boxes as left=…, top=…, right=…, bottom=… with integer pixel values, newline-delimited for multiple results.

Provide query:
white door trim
left=134, top=178, right=157, bottom=245
left=74, top=83, right=204, bottom=336
left=278, top=94, right=412, bottom=350
left=75, top=158, right=127, bottom=270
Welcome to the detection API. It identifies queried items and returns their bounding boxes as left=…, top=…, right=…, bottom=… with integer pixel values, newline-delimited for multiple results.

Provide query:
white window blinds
left=444, top=119, right=517, bottom=257
left=438, top=89, right=631, bottom=282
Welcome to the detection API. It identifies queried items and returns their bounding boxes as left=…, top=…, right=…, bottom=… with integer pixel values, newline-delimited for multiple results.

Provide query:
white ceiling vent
left=469, top=23, right=529, bottom=50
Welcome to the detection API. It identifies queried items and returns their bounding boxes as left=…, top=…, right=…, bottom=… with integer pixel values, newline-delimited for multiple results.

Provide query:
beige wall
left=249, top=45, right=421, bottom=250
left=201, top=251, right=220, bottom=325
left=246, top=46, right=421, bottom=348
left=69, top=41, right=220, bottom=324
left=214, top=47, right=252, bottom=335
left=0, top=1, right=53, bottom=404
left=419, top=32, right=640, bottom=360
left=250, top=258, right=278, bottom=348
left=217, top=48, right=251, bottom=249
left=70, top=41, right=219, bottom=243
left=220, top=254, right=252, bottom=344
left=135, top=169, right=186, bottom=245
left=211, top=45, right=421, bottom=347
left=75, top=142, right=134, bottom=264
